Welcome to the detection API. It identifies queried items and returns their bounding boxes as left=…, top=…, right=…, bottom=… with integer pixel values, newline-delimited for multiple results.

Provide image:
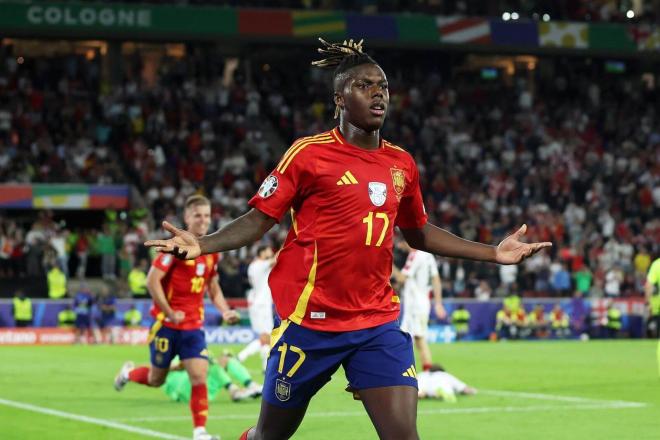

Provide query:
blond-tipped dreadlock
left=311, top=38, right=379, bottom=118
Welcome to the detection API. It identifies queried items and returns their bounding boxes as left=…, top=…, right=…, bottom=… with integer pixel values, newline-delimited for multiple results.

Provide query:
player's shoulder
left=382, top=138, right=415, bottom=162
left=276, top=130, right=337, bottom=173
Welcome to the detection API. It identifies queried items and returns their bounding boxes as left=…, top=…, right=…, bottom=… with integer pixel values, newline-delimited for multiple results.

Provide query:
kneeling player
left=417, top=364, right=477, bottom=402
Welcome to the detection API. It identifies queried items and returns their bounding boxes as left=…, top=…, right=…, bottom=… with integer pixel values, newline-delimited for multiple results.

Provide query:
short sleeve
left=395, top=161, right=428, bottom=229
left=152, top=253, right=174, bottom=273
left=248, top=144, right=312, bottom=222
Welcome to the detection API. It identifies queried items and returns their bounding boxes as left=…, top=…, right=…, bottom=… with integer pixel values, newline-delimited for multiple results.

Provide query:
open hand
left=168, top=310, right=185, bottom=324
left=434, top=302, right=447, bottom=320
left=222, top=310, right=240, bottom=325
left=144, top=221, right=201, bottom=260
left=495, top=224, right=552, bottom=265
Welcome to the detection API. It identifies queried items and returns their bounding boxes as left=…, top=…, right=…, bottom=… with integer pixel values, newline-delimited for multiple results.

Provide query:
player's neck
left=339, top=120, right=380, bottom=150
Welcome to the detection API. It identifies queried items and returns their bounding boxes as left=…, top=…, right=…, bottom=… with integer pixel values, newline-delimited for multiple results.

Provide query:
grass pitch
left=1, top=340, right=658, bottom=439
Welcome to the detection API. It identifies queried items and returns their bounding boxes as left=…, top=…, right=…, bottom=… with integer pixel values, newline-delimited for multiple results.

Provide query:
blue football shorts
left=148, top=325, right=208, bottom=369
left=263, top=319, right=417, bottom=408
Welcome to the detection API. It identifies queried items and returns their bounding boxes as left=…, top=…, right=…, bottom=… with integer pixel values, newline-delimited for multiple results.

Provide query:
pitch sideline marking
left=115, top=389, right=647, bottom=423
left=0, top=397, right=189, bottom=440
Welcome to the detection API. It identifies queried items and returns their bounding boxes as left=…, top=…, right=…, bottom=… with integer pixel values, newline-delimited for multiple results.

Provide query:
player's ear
left=333, top=92, right=344, bottom=109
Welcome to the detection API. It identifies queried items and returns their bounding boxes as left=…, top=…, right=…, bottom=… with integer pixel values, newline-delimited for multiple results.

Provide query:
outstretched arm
left=145, top=208, right=277, bottom=259
left=401, top=223, right=551, bottom=265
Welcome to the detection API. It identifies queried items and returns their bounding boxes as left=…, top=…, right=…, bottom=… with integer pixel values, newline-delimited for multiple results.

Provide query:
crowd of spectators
left=0, top=42, right=657, bottom=301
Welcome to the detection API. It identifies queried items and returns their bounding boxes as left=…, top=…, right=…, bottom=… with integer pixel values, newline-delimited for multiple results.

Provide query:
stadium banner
left=0, top=326, right=257, bottom=345
left=0, top=327, right=149, bottom=345
left=588, top=23, right=637, bottom=51
left=0, top=184, right=129, bottom=209
left=292, top=11, right=346, bottom=39
left=490, top=20, right=538, bottom=46
left=395, top=14, right=438, bottom=43
left=0, top=1, right=658, bottom=52
left=436, top=17, right=491, bottom=44
left=426, top=325, right=457, bottom=343
left=0, top=298, right=647, bottom=339
left=0, top=2, right=237, bottom=38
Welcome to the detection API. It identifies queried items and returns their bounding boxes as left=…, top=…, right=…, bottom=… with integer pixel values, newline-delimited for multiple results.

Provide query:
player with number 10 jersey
left=149, top=252, right=220, bottom=330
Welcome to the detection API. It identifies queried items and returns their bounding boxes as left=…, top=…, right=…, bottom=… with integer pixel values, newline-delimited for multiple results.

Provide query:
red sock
left=239, top=427, right=254, bottom=440
left=128, top=366, right=150, bottom=385
left=190, top=384, right=209, bottom=428
left=423, top=363, right=432, bottom=372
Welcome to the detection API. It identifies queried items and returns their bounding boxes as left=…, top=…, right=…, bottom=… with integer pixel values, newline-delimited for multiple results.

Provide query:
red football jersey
left=149, top=252, right=220, bottom=330
left=249, top=127, right=427, bottom=331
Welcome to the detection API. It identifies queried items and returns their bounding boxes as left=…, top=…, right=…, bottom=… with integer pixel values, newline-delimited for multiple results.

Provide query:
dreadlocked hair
left=311, top=38, right=377, bottom=76
left=311, top=38, right=378, bottom=119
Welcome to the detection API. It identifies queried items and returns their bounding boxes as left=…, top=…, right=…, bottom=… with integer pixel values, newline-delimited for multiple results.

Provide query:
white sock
left=193, top=426, right=207, bottom=435
left=238, top=339, right=261, bottom=362
left=260, top=344, right=270, bottom=371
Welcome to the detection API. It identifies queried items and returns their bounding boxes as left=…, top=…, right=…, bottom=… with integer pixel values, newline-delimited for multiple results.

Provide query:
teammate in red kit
left=146, top=39, right=552, bottom=440
left=115, top=195, right=239, bottom=440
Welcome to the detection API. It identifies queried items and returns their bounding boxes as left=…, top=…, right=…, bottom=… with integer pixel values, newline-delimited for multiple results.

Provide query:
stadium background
left=0, top=1, right=659, bottom=439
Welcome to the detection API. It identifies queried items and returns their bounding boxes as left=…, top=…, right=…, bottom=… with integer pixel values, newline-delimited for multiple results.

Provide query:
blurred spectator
left=450, top=305, right=470, bottom=340
left=12, top=289, right=32, bottom=327
left=97, top=225, right=117, bottom=280
left=527, top=305, right=549, bottom=338
left=97, top=284, right=117, bottom=343
left=73, top=284, right=97, bottom=344
left=605, top=302, right=622, bottom=338
left=549, top=304, right=570, bottom=338
left=551, top=263, right=572, bottom=296
left=604, top=266, right=624, bottom=297
left=58, top=305, right=76, bottom=328
left=47, top=264, right=67, bottom=299
left=124, top=304, right=143, bottom=327
left=573, top=266, right=592, bottom=296
left=128, top=259, right=149, bottom=297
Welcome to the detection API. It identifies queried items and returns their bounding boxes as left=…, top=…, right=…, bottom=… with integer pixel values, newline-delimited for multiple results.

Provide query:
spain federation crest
left=368, top=182, right=387, bottom=207
left=275, top=378, right=291, bottom=402
left=390, top=168, right=405, bottom=196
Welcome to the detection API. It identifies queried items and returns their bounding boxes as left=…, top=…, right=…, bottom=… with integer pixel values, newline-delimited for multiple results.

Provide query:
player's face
left=340, top=64, right=389, bottom=132
left=184, top=204, right=211, bottom=237
left=261, top=247, right=274, bottom=259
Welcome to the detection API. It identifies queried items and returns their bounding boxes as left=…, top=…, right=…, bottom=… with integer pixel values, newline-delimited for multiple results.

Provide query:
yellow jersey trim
left=276, top=134, right=333, bottom=173
left=277, top=133, right=332, bottom=169
left=331, top=127, right=345, bottom=144
left=278, top=137, right=334, bottom=174
left=147, top=313, right=165, bottom=343
left=384, top=141, right=405, bottom=152
left=288, top=241, right=318, bottom=325
left=270, top=319, right=291, bottom=349
left=291, top=208, right=299, bottom=235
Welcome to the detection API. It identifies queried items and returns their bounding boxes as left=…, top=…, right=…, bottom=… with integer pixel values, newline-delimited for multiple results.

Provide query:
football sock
left=128, top=366, right=150, bottom=385
left=190, top=384, right=208, bottom=428
left=238, top=339, right=261, bottom=362
left=227, top=357, right=252, bottom=386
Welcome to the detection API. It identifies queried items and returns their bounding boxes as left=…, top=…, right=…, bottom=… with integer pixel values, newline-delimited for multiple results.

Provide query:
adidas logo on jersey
left=402, top=364, right=417, bottom=378
left=336, top=170, right=358, bottom=185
